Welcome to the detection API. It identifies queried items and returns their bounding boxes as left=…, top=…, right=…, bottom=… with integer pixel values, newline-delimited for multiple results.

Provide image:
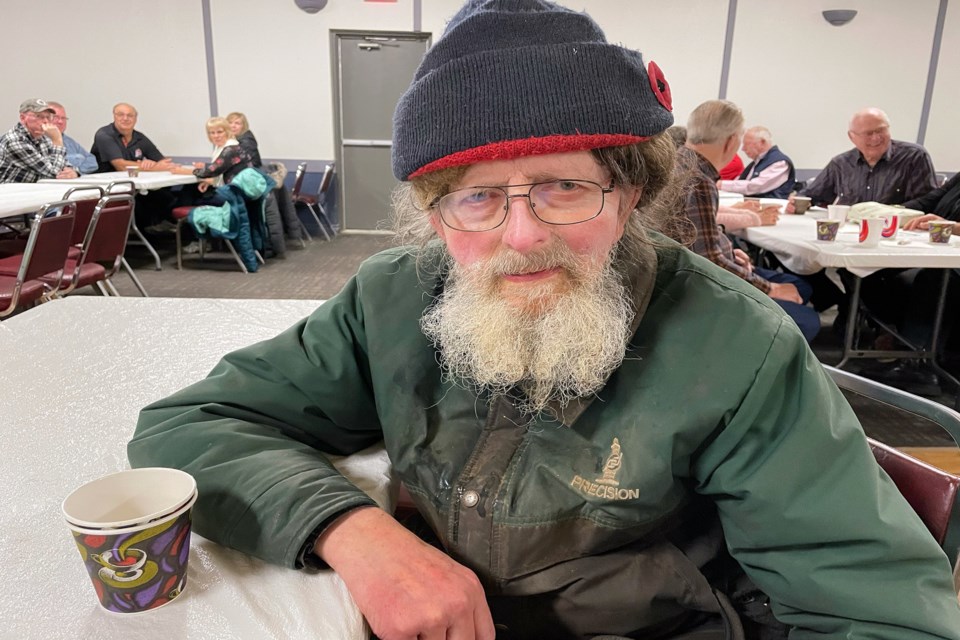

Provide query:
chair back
left=290, top=162, right=307, bottom=199
left=867, top=438, right=960, bottom=545
left=317, top=162, right=335, bottom=203
left=824, top=364, right=960, bottom=566
left=105, top=180, right=136, bottom=195
left=18, top=202, right=76, bottom=283
left=64, top=186, right=105, bottom=246
left=80, top=194, right=135, bottom=275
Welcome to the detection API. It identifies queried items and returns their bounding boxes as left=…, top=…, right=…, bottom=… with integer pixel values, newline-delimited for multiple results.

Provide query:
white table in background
left=40, top=172, right=197, bottom=271
left=0, top=297, right=392, bottom=640
left=0, top=182, right=101, bottom=218
left=740, top=214, right=960, bottom=399
left=39, top=170, right=198, bottom=194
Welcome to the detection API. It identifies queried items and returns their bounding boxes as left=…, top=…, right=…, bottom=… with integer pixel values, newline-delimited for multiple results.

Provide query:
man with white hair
left=718, top=125, right=795, bottom=199
left=796, top=107, right=935, bottom=207
left=129, top=2, right=960, bottom=638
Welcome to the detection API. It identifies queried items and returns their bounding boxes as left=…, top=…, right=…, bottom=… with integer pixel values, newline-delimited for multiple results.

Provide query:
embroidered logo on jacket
left=571, top=438, right=640, bottom=500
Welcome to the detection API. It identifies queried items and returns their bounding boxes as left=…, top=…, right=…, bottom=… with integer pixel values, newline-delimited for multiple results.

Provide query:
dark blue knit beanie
left=392, top=0, right=674, bottom=180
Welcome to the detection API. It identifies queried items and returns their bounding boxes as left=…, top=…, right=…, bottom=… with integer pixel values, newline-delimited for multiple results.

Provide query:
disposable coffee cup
left=929, top=220, right=954, bottom=244
left=793, top=196, right=813, bottom=214
left=62, top=468, right=197, bottom=614
left=859, top=217, right=883, bottom=248
left=816, top=220, right=840, bottom=242
left=127, top=166, right=140, bottom=177
left=827, top=204, right=851, bottom=224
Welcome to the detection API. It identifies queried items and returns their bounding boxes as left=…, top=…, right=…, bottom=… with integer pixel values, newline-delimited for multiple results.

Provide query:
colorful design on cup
left=816, top=220, right=840, bottom=242
left=71, top=507, right=192, bottom=613
left=929, top=221, right=954, bottom=244
left=881, top=215, right=899, bottom=238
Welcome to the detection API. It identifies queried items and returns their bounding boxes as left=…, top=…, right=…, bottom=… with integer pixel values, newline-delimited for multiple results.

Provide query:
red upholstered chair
left=290, top=161, right=335, bottom=240
left=824, top=364, right=960, bottom=571
left=47, top=193, right=136, bottom=297
left=0, top=202, right=76, bottom=319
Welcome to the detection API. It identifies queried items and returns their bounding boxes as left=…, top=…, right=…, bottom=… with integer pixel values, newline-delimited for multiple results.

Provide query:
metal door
left=332, top=31, right=430, bottom=232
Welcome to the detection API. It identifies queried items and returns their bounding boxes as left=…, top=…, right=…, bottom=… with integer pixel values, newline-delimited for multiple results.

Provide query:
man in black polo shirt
left=91, top=102, right=176, bottom=229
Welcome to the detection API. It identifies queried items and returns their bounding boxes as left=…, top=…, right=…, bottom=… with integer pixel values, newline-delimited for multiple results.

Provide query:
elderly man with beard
left=128, top=1, right=960, bottom=639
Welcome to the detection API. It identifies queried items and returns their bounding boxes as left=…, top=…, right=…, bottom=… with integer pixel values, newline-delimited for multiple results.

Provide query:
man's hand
left=768, top=282, right=802, bottom=304
left=316, top=506, right=496, bottom=640
left=731, top=200, right=761, bottom=212
left=904, top=214, right=949, bottom=231
left=41, top=123, right=63, bottom=146
left=57, top=167, right=78, bottom=179
left=733, top=248, right=754, bottom=275
left=758, top=205, right=780, bottom=226
left=140, top=158, right=157, bottom=170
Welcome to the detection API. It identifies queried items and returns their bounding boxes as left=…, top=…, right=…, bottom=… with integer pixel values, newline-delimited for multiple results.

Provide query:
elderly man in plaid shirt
left=679, top=100, right=820, bottom=342
left=0, top=98, right=78, bottom=183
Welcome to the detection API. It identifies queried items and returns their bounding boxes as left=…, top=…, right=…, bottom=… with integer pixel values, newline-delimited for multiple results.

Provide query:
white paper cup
left=859, top=217, right=883, bottom=248
left=828, top=204, right=851, bottom=224
left=63, top=468, right=196, bottom=530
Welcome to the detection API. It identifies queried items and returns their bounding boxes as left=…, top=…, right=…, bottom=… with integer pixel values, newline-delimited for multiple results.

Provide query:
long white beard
left=421, top=242, right=635, bottom=415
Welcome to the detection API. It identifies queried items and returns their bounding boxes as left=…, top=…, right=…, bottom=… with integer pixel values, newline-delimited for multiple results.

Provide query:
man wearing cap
left=129, top=1, right=960, bottom=638
left=0, top=98, right=78, bottom=183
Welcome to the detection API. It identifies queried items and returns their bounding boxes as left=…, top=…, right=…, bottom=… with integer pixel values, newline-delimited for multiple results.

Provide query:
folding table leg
left=104, top=279, right=121, bottom=296
left=128, top=223, right=163, bottom=271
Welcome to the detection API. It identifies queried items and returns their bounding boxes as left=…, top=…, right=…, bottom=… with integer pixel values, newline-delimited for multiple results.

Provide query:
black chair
left=291, top=162, right=336, bottom=240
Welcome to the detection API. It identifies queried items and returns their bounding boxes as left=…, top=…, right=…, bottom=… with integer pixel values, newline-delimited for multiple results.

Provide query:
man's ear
left=428, top=212, right=447, bottom=242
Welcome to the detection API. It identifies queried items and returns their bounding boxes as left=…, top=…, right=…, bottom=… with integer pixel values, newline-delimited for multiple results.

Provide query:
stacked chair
left=0, top=201, right=76, bottom=318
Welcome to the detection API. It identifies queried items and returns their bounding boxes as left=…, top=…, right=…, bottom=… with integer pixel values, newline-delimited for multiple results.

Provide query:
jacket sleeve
left=693, top=318, right=960, bottom=639
left=127, top=275, right=384, bottom=569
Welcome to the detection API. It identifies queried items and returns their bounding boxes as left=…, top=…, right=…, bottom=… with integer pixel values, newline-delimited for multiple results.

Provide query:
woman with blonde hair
left=226, top=111, right=261, bottom=167
left=173, top=116, right=253, bottom=193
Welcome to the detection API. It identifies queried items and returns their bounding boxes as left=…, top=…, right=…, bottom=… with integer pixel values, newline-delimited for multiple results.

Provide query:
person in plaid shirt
left=680, top=99, right=820, bottom=342
left=0, top=98, right=77, bottom=183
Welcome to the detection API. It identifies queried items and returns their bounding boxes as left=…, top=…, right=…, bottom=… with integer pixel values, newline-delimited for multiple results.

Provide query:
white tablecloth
left=741, top=214, right=960, bottom=277
left=0, top=183, right=100, bottom=218
left=39, top=170, right=197, bottom=193
left=0, top=297, right=392, bottom=639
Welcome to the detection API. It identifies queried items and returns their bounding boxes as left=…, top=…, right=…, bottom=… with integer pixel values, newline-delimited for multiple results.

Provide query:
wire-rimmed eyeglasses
left=430, top=179, right=615, bottom=232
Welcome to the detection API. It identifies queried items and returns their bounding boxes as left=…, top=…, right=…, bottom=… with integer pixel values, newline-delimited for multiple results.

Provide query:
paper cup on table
left=816, top=220, right=840, bottom=242
left=827, top=204, right=851, bottom=224
left=858, top=217, right=883, bottom=248
left=881, top=215, right=899, bottom=239
left=126, top=167, right=140, bottom=178
left=929, top=220, right=954, bottom=244
left=62, top=468, right=197, bottom=614
left=793, top=196, right=812, bottom=214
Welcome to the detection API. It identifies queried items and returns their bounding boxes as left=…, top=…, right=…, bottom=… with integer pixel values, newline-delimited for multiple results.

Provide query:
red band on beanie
left=408, top=133, right=648, bottom=178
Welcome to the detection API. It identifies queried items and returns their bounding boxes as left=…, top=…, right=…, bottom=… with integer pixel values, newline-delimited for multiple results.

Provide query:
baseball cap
left=19, top=98, right=55, bottom=114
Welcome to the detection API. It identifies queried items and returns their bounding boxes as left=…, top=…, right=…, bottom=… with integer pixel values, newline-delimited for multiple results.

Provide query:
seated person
left=718, top=151, right=742, bottom=180
left=48, top=101, right=97, bottom=175
left=681, top=99, right=819, bottom=342
left=128, top=2, right=960, bottom=638
left=718, top=126, right=795, bottom=199
left=226, top=112, right=261, bottom=167
left=91, top=103, right=176, bottom=228
left=171, top=116, right=253, bottom=199
left=0, top=98, right=77, bottom=183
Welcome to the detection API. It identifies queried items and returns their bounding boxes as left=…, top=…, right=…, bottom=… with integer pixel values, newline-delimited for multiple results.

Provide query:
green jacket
left=129, top=236, right=960, bottom=639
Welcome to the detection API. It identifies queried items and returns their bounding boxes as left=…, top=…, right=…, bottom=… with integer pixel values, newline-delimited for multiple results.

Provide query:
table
left=38, top=170, right=198, bottom=194
left=740, top=214, right=960, bottom=396
left=39, top=172, right=197, bottom=271
left=0, top=183, right=102, bottom=218
left=0, top=297, right=392, bottom=639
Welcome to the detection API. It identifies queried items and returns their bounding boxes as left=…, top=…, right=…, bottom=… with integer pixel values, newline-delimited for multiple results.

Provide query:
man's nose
left=500, top=196, right=551, bottom=254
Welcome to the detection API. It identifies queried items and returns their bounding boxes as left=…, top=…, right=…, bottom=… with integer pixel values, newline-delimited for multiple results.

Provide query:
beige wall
left=1, top=0, right=956, bottom=172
